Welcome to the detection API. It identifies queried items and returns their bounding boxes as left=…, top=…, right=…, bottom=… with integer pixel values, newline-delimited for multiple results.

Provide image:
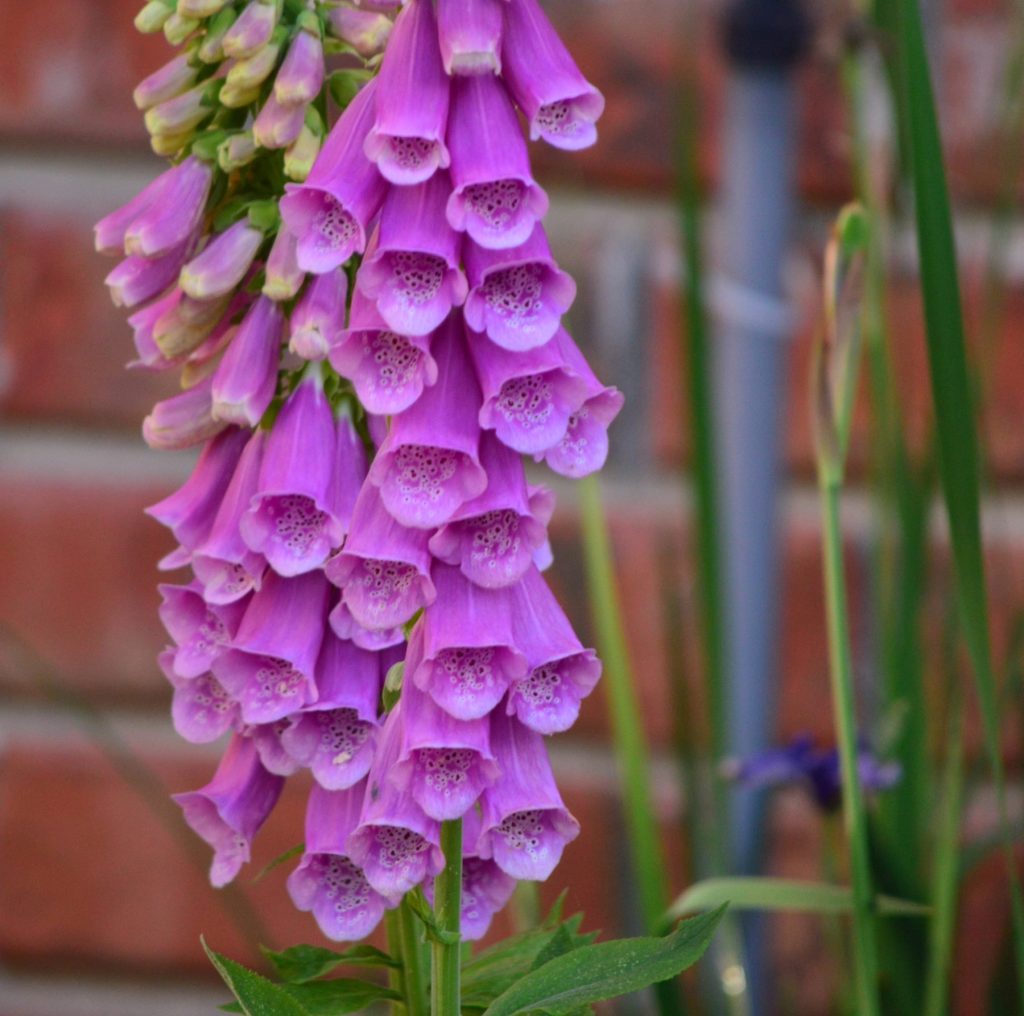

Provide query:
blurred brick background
left=1, top=1, right=1023, bottom=1014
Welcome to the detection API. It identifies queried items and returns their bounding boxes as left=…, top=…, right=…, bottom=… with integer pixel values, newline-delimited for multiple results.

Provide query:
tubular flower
left=100, top=0, right=615, bottom=939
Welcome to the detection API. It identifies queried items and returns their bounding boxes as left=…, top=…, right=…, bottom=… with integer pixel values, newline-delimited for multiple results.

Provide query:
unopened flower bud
left=164, top=11, right=201, bottom=45
left=283, top=122, right=321, bottom=181
left=151, top=130, right=194, bottom=157
left=253, top=93, right=305, bottom=149
left=274, top=30, right=324, bottom=105
left=326, top=7, right=393, bottom=60
left=219, top=78, right=262, bottom=109
left=180, top=220, right=264, bottom=300
left=178, top=0, right=228, bottom=16
left=199, top=6, right=237, bottom=62
left=222, top=1, right=278, bottom=59
left=263, top=229, right=304, bottom=301
left=288, top=269, right=347, bottom=361
left=144, top=84, right=211, bottom=137
left=134, top=53, right=199, bottom=111
left=218, top=131, right=258, bottom=171
left=225, top=35, right=283, bottom=91
left=135, top=1, right=173, bottom=34
left=142, top=375, right=226, bottom=450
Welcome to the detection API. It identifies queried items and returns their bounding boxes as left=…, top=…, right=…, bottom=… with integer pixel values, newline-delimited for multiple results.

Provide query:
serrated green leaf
left=262, top=943, right=396, bottom=984
left=665, top=877, right=929, bottom=923
left=203, top=938, right=312, bottom=1016
left=481, top=908, right=726, bottom=1016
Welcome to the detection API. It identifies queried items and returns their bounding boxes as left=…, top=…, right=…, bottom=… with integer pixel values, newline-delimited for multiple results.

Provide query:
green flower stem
left=431, top=819, right=463, bottom=1016
left=819, top=472, right=881, bottom=1016
left=396, top=897, right=429, bottom=1016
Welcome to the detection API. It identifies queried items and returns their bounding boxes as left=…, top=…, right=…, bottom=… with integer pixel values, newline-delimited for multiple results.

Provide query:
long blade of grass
left=893, top=0, right=1024, bottom=999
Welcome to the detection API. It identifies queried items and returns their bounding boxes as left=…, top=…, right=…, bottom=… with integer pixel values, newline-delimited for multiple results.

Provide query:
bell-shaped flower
left=289, top=268, right=347, bottom=361
left=180, top=220, right=264, bottom=300
left=329, top=600, right=406, bottom=652
left=105, top=236, right=194, bottom=308
left=214, top=570, right=330, bottom=724
left=253, top=92, right=307, bottom=150
left=250, top=719, right=304, bottom=777
left=476, top=710, right=580, bottom=880
left=367, top=316, right=486, bottom=529
left=142, top=373, right=228, bottom=450
left=288, top=781, right=392, bottom=940
left=328, top=286, right=437, bottom=414
left=211, top=295, right=284, bottom=427
left=280, top=632, right=383, bottom=790
left=274, top=29, right=324, bottom=105
left=430, top=433, right=554, bottom=589
left=437, top=0, right=503, bottom=76
left=240, top=370, right=359, bottom=576
left=95, top=160, right=195, bottom=256
left=126, top=290, right=183, bottom=370
left=158, top=650, right=238, bottom=745
left=325, top=482, right=436, bottom=631
left=364, top=0, right=450, bottom=185
left=222, top=0, right=278, bottom=58
left=193, top=429, right=268, bottom=604
left=464, top=226, right=576, bottom=351
left=346, top=705, right=444, bottom=899
left=390, top=657, right=499, bottom=821
left=356, top=175, right=468, bottom=337
left=280, top=79, right=386, bottom=273
left=146, top=426, right=249, bottom=559
left=541, top=330, right=624, bottom=477
left=501, top=0, right=605, bottom=151
left=471, top=326, right=590, bottom=455
left=158, top=582, right=248, bottom=679
left=505, top=567, right=600, bottom=734
left=172, top=733, right=285, bottom=886
left=446, top=74, right=548, bottom=250
left=410, top=564, right=528, bottom=720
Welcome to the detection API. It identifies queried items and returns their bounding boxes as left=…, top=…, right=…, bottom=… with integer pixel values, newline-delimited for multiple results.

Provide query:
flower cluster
left=98, top=0, right=619, bottom=944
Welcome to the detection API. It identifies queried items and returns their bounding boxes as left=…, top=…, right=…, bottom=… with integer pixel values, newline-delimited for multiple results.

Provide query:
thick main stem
left=819, top=477, right=880, bottom=1016
left=431, top=819, right=462, bottom=1016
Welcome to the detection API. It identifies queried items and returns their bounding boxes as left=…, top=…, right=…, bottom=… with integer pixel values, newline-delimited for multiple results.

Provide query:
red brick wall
left=1, top=2, right=1021, bottom=1014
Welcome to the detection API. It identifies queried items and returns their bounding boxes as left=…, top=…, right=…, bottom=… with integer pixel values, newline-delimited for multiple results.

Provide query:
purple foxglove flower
left=429, top=433, right=554, bottom=589
left=542, top=330, right=624, bottom=478
left=127, top=291, right=182, bottom=370
left=346, top=705, right=444, bottom=899
left=158, top=649, right=238, bottom=744
left=505, top=567, right=600, bottom=734
left=95, top=171, right=169, bottom=256
left=121, top=156, right=213, bottom=259
left=173, top=733, right=284, bottom=886
left=328, top=286, right=437, bottom=414
left=133, top=52, right=199, bottom=110
left=329, top=600, right=406, bottom=651
left=289, top=269, right=348, bottom=361
left=105, top=237, right=193, bottom=308
left=501, top=0, right=605, bottom=151
left=142, top=373, right=228, bottom=450
left=437, top=0, right=503, bottom=76
left=214, top=570, right=330, bottom=723
left=274, top=29, right=325, bottom=105
left=363, top=0, right=450, bottom=185
left=239, top=371, right=350, bottom=576
left=464, top=227, right=576, bottom=351
left=280, top=632, right=382, bottom=790
left=325, top=482, right=436, bottom=631
left=326, top=7, right=393, bottom=59
left=356, top=175, right=468, bottom=337
left=262, top=228, right=304, bottom=301
left=250, top=719, right=304, bottom=776
left=158, top=582, right=248, bottom=679
left=180, top=220, right=264, bottom=300
left=193, top=429, right=269, bottom=604
left=411, top=564, right=528, bottom=720
left=471, top=326, right=589, bottom=455
left=253, top=92, right=307, bottom=150
left=146, top=426, right=249, bottom=556
left=446, top=75, right=549, bottom=250
left=280, top=78, right=386, bottom=273
left=390, top=657, right=499, bottom=821
left=223, top=0, right=278, bottom=59
left=366, top=316, right=487, bottom=529
left=211, top=295, right=284, bottom=427
left=423, top=808, right=516, bottom=940
left=288, top=782, right=392, bottom=940
left=477, top=711, right=579, bottom=880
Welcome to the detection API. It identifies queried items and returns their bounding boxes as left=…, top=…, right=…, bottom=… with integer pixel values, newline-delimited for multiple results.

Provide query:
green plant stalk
left=397, top=898, right=429, bottom=1016
left=894, top=0, right=1024, bottom=998
left=924, top=682, right=965, bottom=1016
left=819, top=476, right=881, bottom=1016
left=579, top=475, right=669, bottom=933
left=431, top=819, right=463, bottom=1016
left=385, top=909, right=409, bottom=1015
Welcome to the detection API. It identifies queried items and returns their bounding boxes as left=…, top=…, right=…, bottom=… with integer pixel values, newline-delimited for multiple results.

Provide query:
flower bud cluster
left=99, top=0, right=619, bottom=944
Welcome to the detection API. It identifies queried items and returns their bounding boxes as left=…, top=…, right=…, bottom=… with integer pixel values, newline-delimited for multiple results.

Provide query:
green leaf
left=252, top=843, right=304, bottom=884
left=327, top=69, right=373, bottom=109
left=481, top=907, right=726, bottom=1016
left=665, top=877, right=929, bottom=923
left=262, top=943, right=396, bottom=984
left=203, top=938, right=312, bottom=1016
left=529, top=924, right=580, bottom=973
left=274, top=980, right=400, bottom=1016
